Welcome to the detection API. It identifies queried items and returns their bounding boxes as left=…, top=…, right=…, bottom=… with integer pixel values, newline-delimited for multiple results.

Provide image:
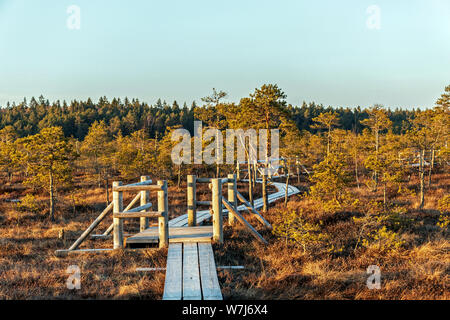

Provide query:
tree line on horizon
left=0, top=94, right=420, bottom=140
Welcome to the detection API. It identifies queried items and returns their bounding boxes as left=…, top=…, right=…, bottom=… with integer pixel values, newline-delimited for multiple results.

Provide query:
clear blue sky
left=0, top=0, right=449, bottom=109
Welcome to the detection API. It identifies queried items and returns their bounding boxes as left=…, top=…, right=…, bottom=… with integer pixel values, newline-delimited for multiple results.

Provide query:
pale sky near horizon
left=0, top=0, right=449, bottom=109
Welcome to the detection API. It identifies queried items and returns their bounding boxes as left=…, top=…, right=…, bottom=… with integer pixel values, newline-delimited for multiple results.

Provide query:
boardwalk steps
left=127, top=226, right=213, bottom=245
left=163, top=243, right=222, bottom=300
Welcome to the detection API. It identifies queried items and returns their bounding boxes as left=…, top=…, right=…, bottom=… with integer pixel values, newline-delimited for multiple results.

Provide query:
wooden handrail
left=122, top=179, right=153, bottom=187
left=114, top=211, right=164, bottom=219
left=196, top=201, right=212, bottom=206
left=113, top=185, right=164, bottom=192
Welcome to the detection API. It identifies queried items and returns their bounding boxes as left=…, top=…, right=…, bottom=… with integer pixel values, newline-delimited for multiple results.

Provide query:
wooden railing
left=186, top=174, right=271, bottom=245
left=55, top=175, right=167, bottom=256
left=112, top=179, right=169, bottom=249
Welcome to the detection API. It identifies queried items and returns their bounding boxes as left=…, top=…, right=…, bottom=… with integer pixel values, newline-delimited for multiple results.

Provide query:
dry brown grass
left=0, top=172, right=448, bottom=299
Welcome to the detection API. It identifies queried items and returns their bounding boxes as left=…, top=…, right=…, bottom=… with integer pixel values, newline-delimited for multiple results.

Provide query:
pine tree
left=16, top=127, right=77, bottom=220
left=361, top=105, right=392, bottom=191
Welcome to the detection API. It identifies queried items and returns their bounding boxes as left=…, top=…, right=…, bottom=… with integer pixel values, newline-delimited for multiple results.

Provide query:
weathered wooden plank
left=163, top=243, right=183, bottom=300
left=183, top=243, right=202, bottom=300
left=198, top=243, right=222, bottom=300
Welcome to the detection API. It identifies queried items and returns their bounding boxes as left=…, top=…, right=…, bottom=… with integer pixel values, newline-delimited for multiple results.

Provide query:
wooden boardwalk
left=170, top=180, right=299, bottom=227
left=56, top=175, right=300, bottom=300
left=127, top=226, right=213, bottom=245
left=163, top=242, right=222, bottom=300
left=157, top=181, right=299, bottom=300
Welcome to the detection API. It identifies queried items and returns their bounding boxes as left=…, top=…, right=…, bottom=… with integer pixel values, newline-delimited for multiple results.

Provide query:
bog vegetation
left=0, top=84, right=448, bottom=299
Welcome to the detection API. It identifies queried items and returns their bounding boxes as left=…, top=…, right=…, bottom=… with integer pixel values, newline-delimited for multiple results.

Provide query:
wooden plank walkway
left=162, top=242, right=222, bottom=300
left=126, top=226, right=213, bottom=245
left=137, top=180, right=299, bottom=300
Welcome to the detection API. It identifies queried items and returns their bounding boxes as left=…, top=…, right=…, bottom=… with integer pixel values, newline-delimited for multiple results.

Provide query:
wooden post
left=140, top=176, right=150, bottom=232
left=227, top=174, right=237, bottom=226
left=262, top=173, right=268, bottom=213
left=212, top=178, right=223, bottom=244
left=187, top=175, right=197, bottom=227
left=236, top=162, right=240, bottom=181
left=248, top=161, right=253, bottom=206
left=284, top=159, right=289, bottom=207
left=158, top=180, right=169, bottom=248
left=113, top=181, right=124, bottom=249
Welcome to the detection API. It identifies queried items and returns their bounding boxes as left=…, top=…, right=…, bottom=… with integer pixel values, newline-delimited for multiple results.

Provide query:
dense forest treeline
left=0, top=95, right=418, bottom=140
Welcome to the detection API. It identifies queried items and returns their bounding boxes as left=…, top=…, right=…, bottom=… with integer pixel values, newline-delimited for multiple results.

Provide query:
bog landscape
left=0, top=2, right=448, bottom=301
left=0, top=84, right=448, bottom=299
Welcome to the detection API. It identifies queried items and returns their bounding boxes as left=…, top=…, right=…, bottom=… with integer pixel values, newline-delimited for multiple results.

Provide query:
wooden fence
left=55, top=176, right=168, bottom=256
left=187, top=174, right=271, bottom=245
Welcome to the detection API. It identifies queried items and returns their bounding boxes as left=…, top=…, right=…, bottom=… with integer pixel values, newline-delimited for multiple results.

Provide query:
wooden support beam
left=55, top=247, right=154, bottom=257
left=187, top=175, right=197, bottom=227
left=158, top=180, right=169, bottom=248
left=196, top=177, right=212, bottom=183
left=211, top=178, right=223, bottom=244
left=136, top=267, right=166, bottom=272
left=217, top=266, right=245, bottom=270
left=248, top=161, right=253, bottom=205
left=236, top=191, right=272, bottom=230
left=67, top=202, right=114, bottom=251
left=262, top=173, right=268, bottom=213
left=227, top=174, right=237, bottom=226
left=222, top=198, right=268, bottom=245
left=113, top=181, right=124, bottom=249
left=140, top=176, right=150, bottom=232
